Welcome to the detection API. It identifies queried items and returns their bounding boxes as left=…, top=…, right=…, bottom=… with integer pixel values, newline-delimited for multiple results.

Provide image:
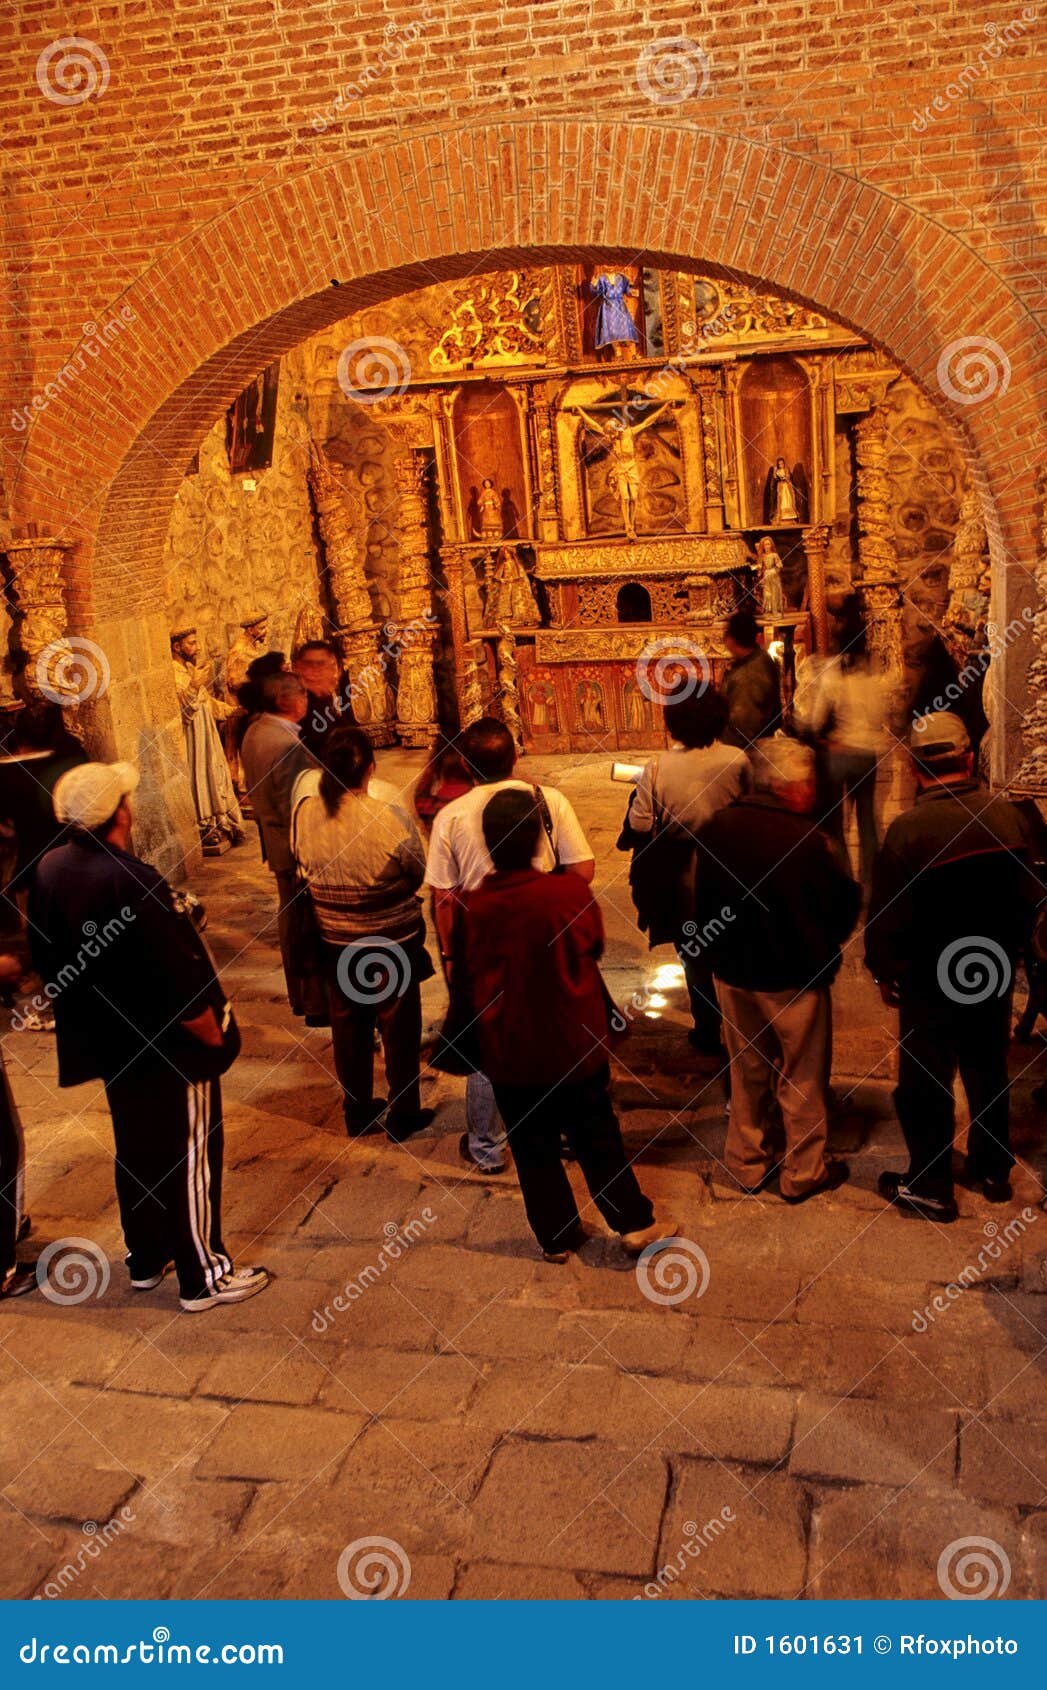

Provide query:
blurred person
left=29, top=762, right=267, bottom=1311
left=293, top=724, right=435, bottom=1141
left=413, top=739, right=474, bottom=836
left=240, top=673, right=321, bottom=1018
left=0, top=702, right=86, bottom=920
left=426, top=717, right=594, bottom=1175
left=720, top=609, right=781, bottom=751
left=459, top=789, right=667, bottom=1261
left=694, top=735, right=861, bottom=1201
left=620, top=686, right=750, bottom=1057
left=807, top=597, right=894, bottom=893
left=866, top=711, right=1040, bottom=1220
left=294, top=640, right=350, bottom=762
left=171, top=628, right=244, bottom=850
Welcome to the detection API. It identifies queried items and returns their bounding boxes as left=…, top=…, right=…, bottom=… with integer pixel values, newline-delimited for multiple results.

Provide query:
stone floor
left=2, top=748, right=1046, bottom=1602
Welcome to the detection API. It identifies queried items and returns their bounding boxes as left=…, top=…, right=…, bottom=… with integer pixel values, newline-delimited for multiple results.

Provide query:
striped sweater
left=292, top=791, right=426, bottom=945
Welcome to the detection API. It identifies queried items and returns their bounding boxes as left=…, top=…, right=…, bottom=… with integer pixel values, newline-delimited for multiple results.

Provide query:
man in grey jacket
left=241, top=673, right=317, bottom=1017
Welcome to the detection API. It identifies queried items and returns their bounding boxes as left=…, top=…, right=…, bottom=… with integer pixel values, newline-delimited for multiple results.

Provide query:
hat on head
left=910, top=710, right=969, bottom=766
left=170, top=626, right=195, bottom=644
left=53, top=761, right=140, bottom=829
left=240, top=611, right=267, bottom=629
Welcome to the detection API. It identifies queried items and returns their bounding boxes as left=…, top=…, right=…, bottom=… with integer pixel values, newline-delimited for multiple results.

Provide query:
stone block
left=195, top=1404, right=366, bottom=1483
left=790, top=1394, right=956, bottom=1486
left=315, top=1345, right=480, bottom=1421
left=657, top=1458, right=807, bottom=1598
left=808, top=1482, right=1022, bottom=1599
left=958, top=1417, right=1047, bottom=1507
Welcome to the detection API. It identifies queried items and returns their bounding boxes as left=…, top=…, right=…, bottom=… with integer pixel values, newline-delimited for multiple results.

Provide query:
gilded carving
left=1017, top=466, right=1047, bottom=789
left=429, top=271, right=545, bottom=372
left=534, top=535, right=749, bottom=580
left=4, top=538, right=73, bottom=701
left=391, top=450, right=438, bottom=747
left=536, top=628, right=728, bottom=665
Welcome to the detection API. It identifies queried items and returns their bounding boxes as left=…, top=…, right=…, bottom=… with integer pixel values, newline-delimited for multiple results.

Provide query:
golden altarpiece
left=298, top=263, right=978, bottom=755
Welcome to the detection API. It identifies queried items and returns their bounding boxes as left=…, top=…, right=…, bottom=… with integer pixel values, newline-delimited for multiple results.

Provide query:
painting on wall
left=226, top=361, right=280, bottom=475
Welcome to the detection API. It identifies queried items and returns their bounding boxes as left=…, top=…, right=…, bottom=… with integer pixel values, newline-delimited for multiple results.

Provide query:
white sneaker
left=128, top=1261, right=173, bottom=1291
left=179, top=1266, right=270, bottom=1313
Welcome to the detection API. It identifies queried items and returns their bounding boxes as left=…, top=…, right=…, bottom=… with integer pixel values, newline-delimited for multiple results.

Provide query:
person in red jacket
left=458, top=788, right=668, bottom=1262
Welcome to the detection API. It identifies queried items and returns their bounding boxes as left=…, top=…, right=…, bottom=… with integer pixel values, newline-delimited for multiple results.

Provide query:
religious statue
left=621, top=676, right=649, bottom=733
left=225, top=610, right=270, bottom=701
left=754, top=536, right=786, bottom=618
left=171, top=628, right=244, bottom=853
left=474, top=477, right=503, bottom=542
left=590, top=272, right=642, bottom=355
left=486, top=547, right=540, bottom=628
left=576, top=677, right=605, bottom=732
left=765, top=456, right=802, bottom=525
left=566, top=397, right=684, bottom=540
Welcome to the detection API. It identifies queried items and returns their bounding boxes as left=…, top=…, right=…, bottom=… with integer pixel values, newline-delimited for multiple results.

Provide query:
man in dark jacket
left=720, top=609, right=782, bottom=751
left=458, top=789, right=665, bottom=1262
left=30, top=761, right=269, bottom=1312
left=865, top=711, right=1040, bottom=1220
left=694, top=735, right=861, bottom=1200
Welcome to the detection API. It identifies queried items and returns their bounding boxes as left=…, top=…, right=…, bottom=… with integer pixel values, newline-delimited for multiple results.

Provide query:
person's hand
left=181, top=1006, right=222, bottom=1047
left=877, top=980, right=900, bottom=1007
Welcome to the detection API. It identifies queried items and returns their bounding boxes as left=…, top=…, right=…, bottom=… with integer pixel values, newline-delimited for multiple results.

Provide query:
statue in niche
left=225, top=611, right=271, bottom=701
left=590, top=272, right=642, bottom=356
left=473, top=477, right=503, bottom=542
left=765, top=456, right=806, bottom=525
left=754, top=536, right=786, bottom=618
left=527, top=678, right=559, bottom=735
left=576, top=678, right=606, bottom=732
left=486, top=547, right=540, bottom=628
left=566, top=395, right=684, bottom=539
left=171, top=627, right=244, bottom=853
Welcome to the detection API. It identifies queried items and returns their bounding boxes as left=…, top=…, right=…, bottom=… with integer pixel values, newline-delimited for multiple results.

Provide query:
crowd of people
left=0, top=604, right=1042, bottom=1305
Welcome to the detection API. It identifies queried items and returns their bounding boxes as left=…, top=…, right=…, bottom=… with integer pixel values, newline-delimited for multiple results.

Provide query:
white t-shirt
left=424, top=777, right=593, bottom=891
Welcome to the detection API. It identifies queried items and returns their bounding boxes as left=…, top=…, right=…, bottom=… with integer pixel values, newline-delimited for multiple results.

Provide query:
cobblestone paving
left=1, top=752, right=1045, bottom=1600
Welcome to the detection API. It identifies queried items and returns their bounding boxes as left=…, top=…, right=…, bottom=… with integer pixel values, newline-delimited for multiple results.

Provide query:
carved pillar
left=4, top=537, right=79, bottom=703
left=698, top=382, right=726, bottom=533
left=946, top=488, right=990, bottom=650
left=1016, top=467, right=1047, bottom=788
left=854, top=409, right=902, bottom=671
left=496, top=624, right=522, bottom=747
left=392, top=450, right=438, bottom=749
left=307, top=443, right=396, bottom=746
left=531, top=387, right=561, bottom=543
left=801, top=525, right=831, bottom=654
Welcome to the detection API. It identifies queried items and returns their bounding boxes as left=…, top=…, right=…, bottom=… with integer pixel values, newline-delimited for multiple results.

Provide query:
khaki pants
left=714, top=979, right=831, bottom=1198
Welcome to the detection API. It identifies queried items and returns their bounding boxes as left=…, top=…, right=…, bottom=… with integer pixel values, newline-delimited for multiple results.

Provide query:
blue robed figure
left=591, top=272, right=641, bottom=349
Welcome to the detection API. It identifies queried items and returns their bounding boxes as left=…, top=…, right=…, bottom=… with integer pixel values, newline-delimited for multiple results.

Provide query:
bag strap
left=531, top=783, right=561, bottom=869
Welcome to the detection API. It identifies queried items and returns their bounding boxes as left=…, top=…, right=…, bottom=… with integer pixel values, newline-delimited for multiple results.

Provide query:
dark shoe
left=304, top=1012, right=330, bottom=1029
left=959, top=1159, right=1013, bottom=1204
left=877, top=1170, right=958, bottom=1223
left=0, top=1263, right=37, bottom=1299
left=541, top=1223, right=589, bottom=1263
left=345, top=1098, right=387, bottom=1137
left=783, top=1159, right=850, bottom=1206
left=387, top=1107, right=437, bottom=1143
left=458, top=1132, right=506, bottom=1175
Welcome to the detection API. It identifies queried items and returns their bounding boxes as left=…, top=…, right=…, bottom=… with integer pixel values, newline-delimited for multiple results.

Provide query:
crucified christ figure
left=566, top=397, right=683, bottom=539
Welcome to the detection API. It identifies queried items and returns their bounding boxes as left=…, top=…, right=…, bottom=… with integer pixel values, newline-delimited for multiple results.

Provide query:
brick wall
left=0, top=0, right=1044, bottom=853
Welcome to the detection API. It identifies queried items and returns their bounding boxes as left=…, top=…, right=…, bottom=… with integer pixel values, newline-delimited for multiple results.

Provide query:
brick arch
left=12, top=119, right=1044, bottom=859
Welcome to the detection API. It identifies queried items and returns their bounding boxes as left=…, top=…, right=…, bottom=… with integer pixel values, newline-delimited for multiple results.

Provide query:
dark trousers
left=104, top=1063, right=232, bottom=1299
left=324, top=946, right=422, bottom=1133
left=0, top=1054, right=25, bottom=1277
left=676, top=941, right=721, bottom=1049
left=492, top=1064, right=654, bottom=1253
left=274, top=868, right=327, bottom=1020
left=824, top=749, right=879, bottom=890
left=895, top=989, right=1014, bottom=1198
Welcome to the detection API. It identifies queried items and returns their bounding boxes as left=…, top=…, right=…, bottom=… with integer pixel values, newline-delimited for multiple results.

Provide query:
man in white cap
left=866, top=710, right=1041, bottom=1220
left=28, top=761, right=269, bottom=1311
left=692, top=733, right=861, bottom=1202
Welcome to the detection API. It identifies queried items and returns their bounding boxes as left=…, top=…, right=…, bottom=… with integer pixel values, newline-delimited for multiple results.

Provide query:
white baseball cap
left=53, top=761, right=140, bottom=829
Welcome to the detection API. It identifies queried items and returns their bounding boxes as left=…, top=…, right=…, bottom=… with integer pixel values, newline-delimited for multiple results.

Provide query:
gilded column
left=496, top=624, right=522, bottom=747
left=4, top=537, right=84, bottom=704
left=854, top=409, right=902, bottom=671
left=698, top=380, right=726, bottom=533
left=392, top=450, right=438, bottom=749
left=307, top=443, right=396, bottom=746
left=801, top=525, right=831, bottom=655
left=1017, top=466, right=1047, bottom=789
left=946, top=488, right=990, bottom=652
left=531, top=387, right=561, bottom=543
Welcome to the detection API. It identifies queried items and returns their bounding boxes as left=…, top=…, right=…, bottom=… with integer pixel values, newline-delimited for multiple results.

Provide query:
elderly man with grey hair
left=692, top=734, right=861, bottom=1201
